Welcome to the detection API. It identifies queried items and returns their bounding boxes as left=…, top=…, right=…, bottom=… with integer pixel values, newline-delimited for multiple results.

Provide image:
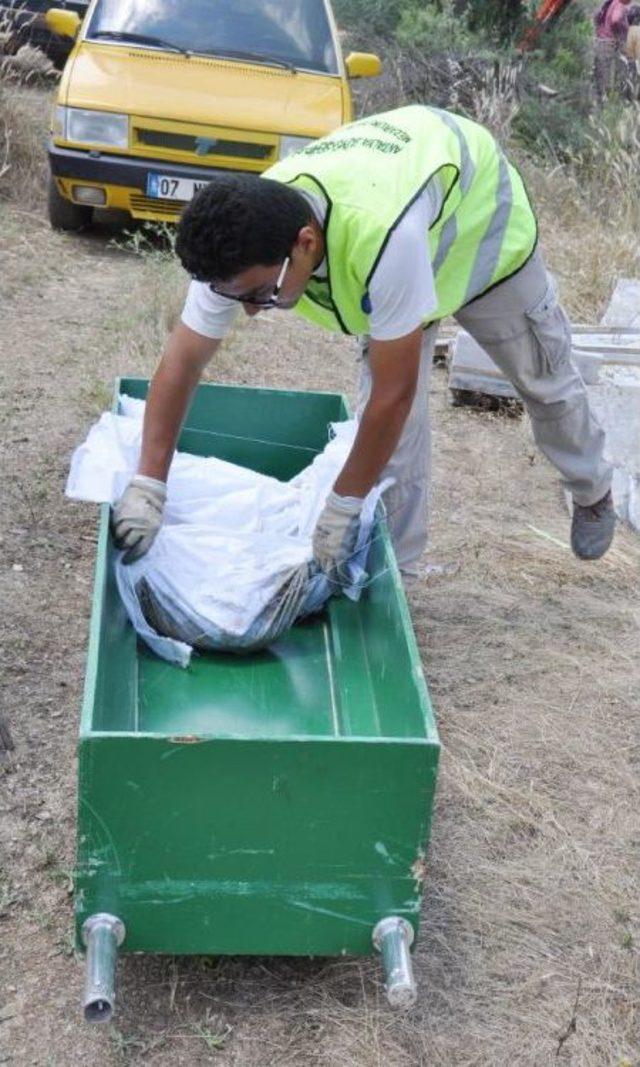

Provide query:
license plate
left=146, top=173, right=210, bottom=201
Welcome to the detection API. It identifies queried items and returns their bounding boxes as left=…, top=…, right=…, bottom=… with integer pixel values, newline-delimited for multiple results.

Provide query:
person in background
left=594, top=0, right=633, bottom=102
left=624, top=4, right=640, bottom=95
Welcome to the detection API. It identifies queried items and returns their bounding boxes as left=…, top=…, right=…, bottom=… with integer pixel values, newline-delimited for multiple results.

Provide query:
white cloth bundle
left=67, top=397, right=388, bottom=666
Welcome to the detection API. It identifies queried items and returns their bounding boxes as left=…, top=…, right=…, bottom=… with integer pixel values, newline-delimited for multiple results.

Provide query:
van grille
left=129, top=194, right=184, bottom=218
left=136, top=129, right=273, bottom=160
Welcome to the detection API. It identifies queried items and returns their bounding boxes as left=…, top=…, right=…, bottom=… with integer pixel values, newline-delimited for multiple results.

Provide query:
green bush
left=396, top=0, right=476, bottom=55
left=549, top=45, right=584, bottom=80
left=514, top=94, right=593, bottom=159
left=512, top=1, right=594, bottom=159
left=331, top=0, right=404, bottom=35
left=341, top=0, right=636, bottom=174
left=465, top=0, right=528, bottom=46
left=533, top=3, right=592, bottom=84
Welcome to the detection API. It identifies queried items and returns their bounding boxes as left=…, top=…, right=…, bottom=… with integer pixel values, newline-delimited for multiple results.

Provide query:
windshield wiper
left=194, top=47, right=296, bottom=72
left=88, top=30, right=191, bottom=56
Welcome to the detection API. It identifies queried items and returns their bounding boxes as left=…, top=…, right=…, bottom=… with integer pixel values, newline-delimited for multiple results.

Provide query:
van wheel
left=48, top=177, right=93, bottom=231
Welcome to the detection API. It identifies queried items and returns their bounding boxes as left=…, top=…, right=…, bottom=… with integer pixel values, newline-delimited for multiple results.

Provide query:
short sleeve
left=181, top=280, right=240, bottom=339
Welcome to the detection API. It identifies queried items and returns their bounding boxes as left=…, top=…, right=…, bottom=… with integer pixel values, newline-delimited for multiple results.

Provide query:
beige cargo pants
left=357, top=250, right=613, bottom=574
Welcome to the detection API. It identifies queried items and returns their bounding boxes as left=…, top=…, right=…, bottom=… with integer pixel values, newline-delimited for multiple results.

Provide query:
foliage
left=396, top=0, right=477, bottom=55
left=571, top=103, right=640, bottom=216
left=345, top=0, right=638, bottom=171
left=513, top=94, right=593, bottom=159
left=331, top=0, right=405, bottom=36
left=337, top=0, right=533, bottom=48
left=527, top=0, right=593, bottom=86
left=464, top=0, right=529, bottom=45
left=511, top=2, right=599, bottom=159
left=0, top=82, right=50, bottom=204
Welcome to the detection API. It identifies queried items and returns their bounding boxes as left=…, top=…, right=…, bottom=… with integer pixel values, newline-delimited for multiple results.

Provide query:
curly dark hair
left=628, top=4, right=640, bottom=25
left=176, top=174, right=312, bottom=283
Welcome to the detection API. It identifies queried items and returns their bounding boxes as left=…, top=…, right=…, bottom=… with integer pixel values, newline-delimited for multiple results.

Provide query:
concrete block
left=449, top=328, right=602, bottom=408
left=601, top=278, right=640, bottom=328
left=448, top=331, right=521, bottom=401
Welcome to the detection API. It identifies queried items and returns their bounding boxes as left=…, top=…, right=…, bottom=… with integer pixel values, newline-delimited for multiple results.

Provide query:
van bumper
left=48, top=141, right=235, bottom=221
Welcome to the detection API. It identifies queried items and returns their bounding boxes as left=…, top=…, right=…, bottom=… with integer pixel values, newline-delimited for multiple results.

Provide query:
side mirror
left=45, top=8, right=81, bottom=39
left=345, top=52, right=382, bottom=79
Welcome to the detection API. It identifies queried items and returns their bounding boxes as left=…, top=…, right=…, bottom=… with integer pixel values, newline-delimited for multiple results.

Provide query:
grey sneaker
left=571, top=490, right=615, bottom=560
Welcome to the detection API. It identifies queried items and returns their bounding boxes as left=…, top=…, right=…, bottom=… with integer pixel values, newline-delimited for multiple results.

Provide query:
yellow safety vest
left=265, top=105, right=538, bottom=334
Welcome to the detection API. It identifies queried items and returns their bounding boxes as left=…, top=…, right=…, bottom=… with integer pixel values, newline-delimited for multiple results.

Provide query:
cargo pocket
left=525, top=279, right=572, bottom=373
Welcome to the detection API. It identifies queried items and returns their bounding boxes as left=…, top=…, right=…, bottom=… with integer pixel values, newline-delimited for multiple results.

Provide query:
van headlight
left=279, top=135, right=314, bottom=159
left=61, top=108, right=129, bottom=149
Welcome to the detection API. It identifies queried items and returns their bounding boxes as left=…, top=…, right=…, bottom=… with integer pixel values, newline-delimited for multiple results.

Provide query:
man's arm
left=312, top=327, right=422, bottom=578
left=334, top=326, right=423, bottom=497
left=112, top=323, right=220, bottom=562
left=138, top=322, right=222, bottom=481
left=328, top=189, right=437, bottom=496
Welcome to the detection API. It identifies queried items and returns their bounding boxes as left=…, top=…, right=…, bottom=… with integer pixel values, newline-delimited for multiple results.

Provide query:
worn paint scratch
left=222, top=848, right=275, bottom=856
left=119, top=878, right=367, bottom=904
left=78, top=852, right=109, bottom=878
left=374, top=841, right=396, bottom=866
left=287, top=900, right=372, bottom=928
left=411, top=850, right=428, bottom=891
left=206, top=849, right=276, bottom=859
left=79, top=797, right=123, bottom=876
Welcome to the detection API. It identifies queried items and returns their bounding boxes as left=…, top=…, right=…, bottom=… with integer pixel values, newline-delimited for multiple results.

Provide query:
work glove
left=312, top=490, right=364, bottom=586
left=111, top=475, right=167, bottom=564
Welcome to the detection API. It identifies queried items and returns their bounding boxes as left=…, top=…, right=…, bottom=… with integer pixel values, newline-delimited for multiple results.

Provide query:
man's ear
left=294, top=223, right=319, bottom=259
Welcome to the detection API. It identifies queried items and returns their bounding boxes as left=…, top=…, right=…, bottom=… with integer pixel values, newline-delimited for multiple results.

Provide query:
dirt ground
left=1, top=88, right=639, bottom=1067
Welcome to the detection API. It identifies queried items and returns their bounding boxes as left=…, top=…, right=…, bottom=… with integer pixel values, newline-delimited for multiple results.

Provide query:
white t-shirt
left=181, top=182, right=443, bottom=342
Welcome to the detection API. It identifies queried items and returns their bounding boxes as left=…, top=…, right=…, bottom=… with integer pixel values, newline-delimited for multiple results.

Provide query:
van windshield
left=86, top=0, right=339, bottom=74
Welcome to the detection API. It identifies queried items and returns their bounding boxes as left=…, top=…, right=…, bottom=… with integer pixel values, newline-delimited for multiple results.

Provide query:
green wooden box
left=76, top=379, right=439, bottom=1010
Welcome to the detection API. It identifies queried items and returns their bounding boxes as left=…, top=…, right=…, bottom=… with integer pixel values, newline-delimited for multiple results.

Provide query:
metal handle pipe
left=82, top=913, right=125, bottom=1023
left=372, top=916, right=417, bottom=1009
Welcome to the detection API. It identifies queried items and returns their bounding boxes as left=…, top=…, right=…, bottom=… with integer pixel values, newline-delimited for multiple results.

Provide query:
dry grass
left=0, top=78, right=52, bottom=205
left=513, top=101, right=640, bottom=322
left=470, top=60, right=521, bottom=145
left=1, top=22, right=58, bottom=203
left=520, top=153, right=640, bottom=321
left=408, top=436, right=640, bottom=1064
left=1, top=41, right=57, bottom=82
left=1, top=81, right=639, bottom=1067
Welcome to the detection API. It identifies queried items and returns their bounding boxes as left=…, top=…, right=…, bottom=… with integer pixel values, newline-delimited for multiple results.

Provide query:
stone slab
left=600, top=278, right=640, bottom=329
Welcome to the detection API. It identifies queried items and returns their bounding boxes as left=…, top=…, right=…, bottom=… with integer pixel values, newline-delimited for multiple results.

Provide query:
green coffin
left=76, top=379, right=440, bottom=957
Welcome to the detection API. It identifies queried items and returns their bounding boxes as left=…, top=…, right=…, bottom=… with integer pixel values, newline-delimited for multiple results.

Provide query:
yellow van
left=45, top=0, right=381, bottom=230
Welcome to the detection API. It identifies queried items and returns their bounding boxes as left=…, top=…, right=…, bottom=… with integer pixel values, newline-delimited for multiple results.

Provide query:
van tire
left=48, top=177, right=93, bottom=231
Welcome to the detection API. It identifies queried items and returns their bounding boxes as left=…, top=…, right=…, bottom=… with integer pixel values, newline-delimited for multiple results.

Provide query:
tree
left=331, top=0, right=405, bottom=35
left=456, top=0, right=529, bottom=44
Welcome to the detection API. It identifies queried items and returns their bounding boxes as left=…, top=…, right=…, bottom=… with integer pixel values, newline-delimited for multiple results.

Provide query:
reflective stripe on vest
left=431, top=109, right=474, bottom=277
left=465, top=150, right=512, bottom=304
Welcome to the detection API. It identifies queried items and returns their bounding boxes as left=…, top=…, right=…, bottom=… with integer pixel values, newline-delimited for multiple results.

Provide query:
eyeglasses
left=209, top=256, right=291, bottom=307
